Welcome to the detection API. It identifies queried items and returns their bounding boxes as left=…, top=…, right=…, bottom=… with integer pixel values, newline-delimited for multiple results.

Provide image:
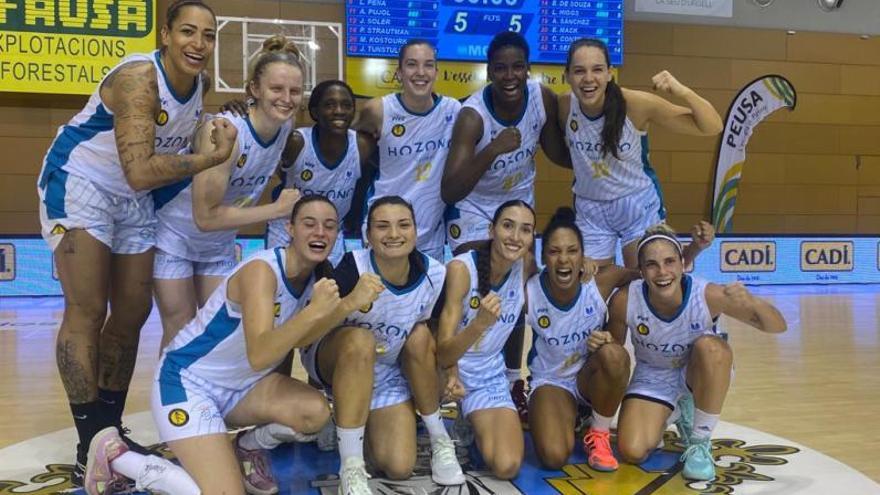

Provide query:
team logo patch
left=449, top=224, right=461, bottom=240
left=391, top=124, right=406, bottom=137
left=236, top=154, right=248, bottom=168
left=156, top=109, right=169, bottom=126
left=50, top=224, right=67, bottom=235
left=168, top=408, right=189, bottom=427
left=469, top=296, right=480, bottom=309
left=569, top=119, right=578, bottom=132
left=301, top=169, right=313, bottom=182
left=538, top=315, right=551, bottom=328
left=274, top=302, right=281, bottom=317
left=360, top=302, right=372, bottom=313
left=637, top=323, right=650, bottom=336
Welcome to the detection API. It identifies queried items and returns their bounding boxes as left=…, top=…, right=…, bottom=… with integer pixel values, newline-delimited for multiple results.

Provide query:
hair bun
left=550, top=206, right=576, bottom=223
left=261, top=34, right=302, bottom=58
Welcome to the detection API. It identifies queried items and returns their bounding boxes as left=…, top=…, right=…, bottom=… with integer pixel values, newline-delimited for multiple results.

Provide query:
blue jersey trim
left=154, top=50, right=199, bottom=105
left=641, top=134, right=667, bottom=220
left=369, top=250, right=428, bottom=295
left=539, top=270, right=582, bottom=312
left=469, top=250, right=513, bottom=291
left=246, top=114, right=282, bottom=148
left=483, top=83, right=530, bottom=128
left=40, top=104, right=114, bottom=188
left=159, top=304, right=241, bottom=405
left=394, top=92, right=442, bottom=117
left=151, top=178, right=192, bottom=211
left=42, top=169, right=70, bottom=220
left=311, top=126, right=349, bottom=170
left=275, top=247, right=309, bottom=298
left=642, top=275, right=693, bottom=323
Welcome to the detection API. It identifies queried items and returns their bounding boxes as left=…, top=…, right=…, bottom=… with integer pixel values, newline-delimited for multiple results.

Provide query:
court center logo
left=0, top=244, right=14, bottom=282
left=801, top=241, right=853, bottom=271
left=721, top=241, right=776, bottom=272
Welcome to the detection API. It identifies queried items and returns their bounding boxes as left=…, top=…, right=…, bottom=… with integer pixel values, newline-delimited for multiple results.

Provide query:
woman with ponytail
left=561, top=38, right=722, bottom=268
left=153, top=34, right=307, bottom=349
left=84, top=195, right=384, bottom=495
left=437, top=200, right=536, bottom=480
left=525, top=206, right=636, bottom=472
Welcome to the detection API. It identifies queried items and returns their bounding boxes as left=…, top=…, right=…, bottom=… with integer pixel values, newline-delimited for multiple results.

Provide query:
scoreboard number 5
left=509, top=14, right=522, bottom=32
left=454, top=11, right=468, bottom=32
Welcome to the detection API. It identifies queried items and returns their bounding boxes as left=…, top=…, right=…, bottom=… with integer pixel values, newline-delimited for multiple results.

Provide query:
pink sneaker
left=84, top=427, right=130, bottom=495
left=235, top=432, right=279, bottom=495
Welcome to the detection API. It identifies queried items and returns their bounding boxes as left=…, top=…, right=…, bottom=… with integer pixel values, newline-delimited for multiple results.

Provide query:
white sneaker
left=430, top=436, right=465, bottom=485
left=338, top=457, right=371, bottom=495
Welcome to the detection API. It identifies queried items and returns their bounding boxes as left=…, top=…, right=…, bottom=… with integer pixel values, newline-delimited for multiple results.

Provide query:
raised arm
left=234, top=263, right=384, bottom=371
left=436, top=260, right=501, bottom=367
left=352, top=96, right=383, bottom=140
left=625, top=71, right=722, bottom=136
left=604, top=285, right=630, bottom=345
left=594, top=264, right=640, bottom=300
left=191, top=123, right=300, bottom=232
left=441, top=107, right=516, bottom=204
left=706, top=282, right=787, bottom=334
left=102, top=62, right=236, bottom=191
left=538, top=84, right=571, bottom=168
left=682, top=220, right=715, bottom=270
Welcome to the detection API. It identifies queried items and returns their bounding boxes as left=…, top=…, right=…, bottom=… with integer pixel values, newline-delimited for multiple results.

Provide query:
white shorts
left=529, top=375, right=589, bottom=406
left=153, top=249, right=236, bottom=279
left=152, top=360, right=252, bottom=443
left=417, top=221, right=448, bottom=262
left=38, top=169, right=156, bottom=254
left=575, top=186, right=665, bottom=260
left=300, top=332, right=411, bottom=411
left=445, top=207, right=492, bottom=253
left=460, top=370, right=516, bottom=418
left=266, top=218, right=346, bottom=266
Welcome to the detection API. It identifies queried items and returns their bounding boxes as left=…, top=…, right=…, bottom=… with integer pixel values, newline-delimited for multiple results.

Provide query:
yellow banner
left=346, top=57, right=572, bottom=99
left=0, top=0, right=156, bottom=95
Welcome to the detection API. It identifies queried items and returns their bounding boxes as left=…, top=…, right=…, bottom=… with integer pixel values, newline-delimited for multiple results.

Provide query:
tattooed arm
left=706, top=282, right=787, bottom=333
left=101, top=61, right=237, bottom=191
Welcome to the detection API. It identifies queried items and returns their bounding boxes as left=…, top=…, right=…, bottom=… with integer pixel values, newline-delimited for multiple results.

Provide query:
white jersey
left=280, top=127, right=361, bottom=218
left=39, top=50, right=203, bottom=199
left=453, top=250, right=525, bottom=386
left=566, top=102, right=659, bottom=201
left=154, top=112, right=291, bottom=262
left=455, top=80, right=546, bottom=214
left=337, top=249, right=445, bottom=371
left=372, top=94, right=461, bottom=246
left=626, top=275, right=717, bottom=369
left=526, top=272, right=607, bottom=383
left=159, top=248, right=314, bottom=394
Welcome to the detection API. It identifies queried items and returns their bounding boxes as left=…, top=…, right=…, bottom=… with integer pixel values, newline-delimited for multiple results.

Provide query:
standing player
left=561, top=38, right=722, bottom=268
left=301, top=196, right=464, bottom=495
left=266, top=80, right=375, bottom=265
left=84, top=196, right=384, bottom=495
left=153, top=35, right=304, bottom=347
left=35, top=0, right=236, bottom=484
left=607, top=224, right=786, bottom=481
left=355, top=39, right=461, bottom=261
left=437, top=200, right=535, bottom=480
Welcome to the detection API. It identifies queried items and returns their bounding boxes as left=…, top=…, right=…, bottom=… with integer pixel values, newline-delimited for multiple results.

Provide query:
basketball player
left=607, top=224, right=786, bottom=481
left=153, top=35, right=304, bottom=348
left=35, top=0, right=236, bottom=484
left=561, top=38, right=723, bottom=268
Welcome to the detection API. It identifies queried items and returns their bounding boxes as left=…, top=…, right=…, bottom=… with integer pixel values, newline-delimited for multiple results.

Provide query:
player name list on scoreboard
left=345, top=0, right=623, bottom=65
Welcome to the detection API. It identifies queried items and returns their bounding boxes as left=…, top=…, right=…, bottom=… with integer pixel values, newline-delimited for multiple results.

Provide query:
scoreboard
left=345, top=0, right=623, bottom=65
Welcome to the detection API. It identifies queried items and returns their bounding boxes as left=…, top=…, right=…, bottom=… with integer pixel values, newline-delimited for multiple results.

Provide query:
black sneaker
left=71, top=445, right=86, bottom=487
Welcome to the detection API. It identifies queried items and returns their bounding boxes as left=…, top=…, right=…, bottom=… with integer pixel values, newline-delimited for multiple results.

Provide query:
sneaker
left=338, top=457, right=372, bottom=495
left=681, top=437, right=715, bottom=481
left=582, top=428, right=618, bottom=472
left=317, top=416, right=338, bottom=452
left=510, top=379, right=529, bottom=428
left=235, top=432, right=279, bottom=495
left=71, top=446, right=87, bottom=487
left=430, top=436, right=465, bottom=485
left=675, top=393, right=695, bottom=447
left=84, top=427, right=130, bottom=495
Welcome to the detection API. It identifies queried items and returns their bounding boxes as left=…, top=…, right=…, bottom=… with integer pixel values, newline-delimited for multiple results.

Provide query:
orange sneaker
left=583, top=428, right=619, bottom=472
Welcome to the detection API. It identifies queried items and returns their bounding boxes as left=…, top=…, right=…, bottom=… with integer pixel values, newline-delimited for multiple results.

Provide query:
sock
left=692, top=408, right=719, bottom=441
left=590, top=411, right=613, bottom=433
left=240, top=423, right=314, bottom=450
left=419, top=410, right=450, bottom=441
left=98, top=388, right=128, bottom=428
left=70, top=401, right=105, bottom=449
left=336, top=426, right=365, bottom=464
left=506, top=369, right=521, bottom=387
left=112, top=453, right=200, bottom=495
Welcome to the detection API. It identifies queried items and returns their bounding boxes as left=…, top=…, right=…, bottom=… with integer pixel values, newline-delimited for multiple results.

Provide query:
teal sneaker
left=681, top=437, right=715, bottom=481
left=675, top=393, right=695, bottom=446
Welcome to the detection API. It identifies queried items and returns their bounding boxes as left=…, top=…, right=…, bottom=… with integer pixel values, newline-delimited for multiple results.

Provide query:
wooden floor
left=1, top=285, right=878, bottom=483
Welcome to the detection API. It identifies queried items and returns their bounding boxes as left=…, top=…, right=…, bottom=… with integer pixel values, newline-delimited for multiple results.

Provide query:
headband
left=636, top=233, right=683, bottom=257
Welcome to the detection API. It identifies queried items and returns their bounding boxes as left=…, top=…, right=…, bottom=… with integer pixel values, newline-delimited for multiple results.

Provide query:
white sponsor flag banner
left=712, top=75, right=796, bottom=233
left=635, top=0, right=733, bottom=18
